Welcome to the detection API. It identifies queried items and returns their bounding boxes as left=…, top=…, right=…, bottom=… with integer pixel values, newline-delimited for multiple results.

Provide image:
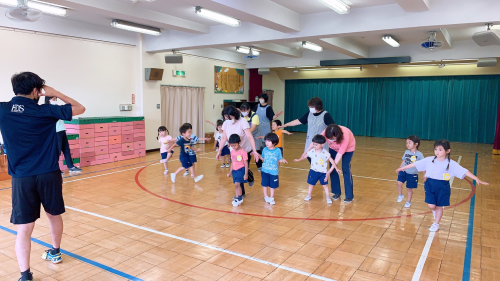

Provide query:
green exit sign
left=172, top=70, right=186, bottom=77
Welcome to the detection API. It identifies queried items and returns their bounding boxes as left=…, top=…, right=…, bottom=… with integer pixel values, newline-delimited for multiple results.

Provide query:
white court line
left=65, top=206, right=335, bottom=281
left=411, top=155, right=462, bottom=281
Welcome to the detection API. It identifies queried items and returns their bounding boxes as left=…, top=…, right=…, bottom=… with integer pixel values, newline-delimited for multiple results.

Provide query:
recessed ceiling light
left=317, top=0, right=350, bottom=14
left=194, top=6, right=240, bottom=27
left=382, top=35, right=400, bottom=47
left=301, top=41, right=323, bottom=52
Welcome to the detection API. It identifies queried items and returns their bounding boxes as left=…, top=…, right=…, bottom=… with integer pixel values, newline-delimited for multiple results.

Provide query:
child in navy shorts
left=294, top=135, right=339, bottom=204
left=227, top=134, right=248, bottom=207
left=169, top=124, right=204, bottom=183
left=157, top=126, right=173, bottom=175
left=214, top=120, right=231, bottom=168
left=175, top=123, right=211, bottom=177
left=260, top=133, right=288, bottom=205
left=396, top=135, right=424, bottom=208
left=397, top=139, right=488, bottom=232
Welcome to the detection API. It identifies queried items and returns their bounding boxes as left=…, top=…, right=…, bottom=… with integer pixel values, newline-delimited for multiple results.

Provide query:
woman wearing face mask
left=253, top=93, right=283, bottom=147
left=216, top=105, right=262, bottom=197
left=45, top=97, right=83, bottom=174
left=240, top=103, right=264, bottom=171
left=281, top=97, right=335, bottom=157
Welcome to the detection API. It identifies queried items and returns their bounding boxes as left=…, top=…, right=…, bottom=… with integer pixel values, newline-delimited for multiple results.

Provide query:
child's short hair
left=228, top=134, right=241, bottom=144
left=272, top=120, right=282, bottom=127
left=179, top=124, right=191, bottom=134
left=312, top=134, right=326, bottom=144
left=183, top=123, right=193, bottom=129
left=264, top=133, right=279, bottom=146
left=216, top=119, right=224, bottom=127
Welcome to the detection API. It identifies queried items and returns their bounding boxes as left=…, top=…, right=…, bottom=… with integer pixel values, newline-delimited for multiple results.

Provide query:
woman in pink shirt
left=302, top=124, right=356, bottom=203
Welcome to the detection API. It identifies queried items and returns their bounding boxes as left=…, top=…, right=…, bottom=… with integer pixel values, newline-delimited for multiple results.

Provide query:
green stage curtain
left=285, top=75, right=500, bottom=144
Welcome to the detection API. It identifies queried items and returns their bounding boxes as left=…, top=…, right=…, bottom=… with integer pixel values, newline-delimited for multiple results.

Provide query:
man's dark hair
left=228, top=134, right=241, bottom=144
left=11, top=72, right=45, bottom=96
left=179, top=124, right=191, bottom=134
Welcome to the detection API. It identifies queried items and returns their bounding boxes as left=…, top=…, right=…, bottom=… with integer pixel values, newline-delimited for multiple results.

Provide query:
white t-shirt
left=222, top=118, right=251, bottom=152
left=214, top=131, right=226, bottom=146
left=414, top=156, right=468, bottom=181
left=307, top=149, right=331, bottom=173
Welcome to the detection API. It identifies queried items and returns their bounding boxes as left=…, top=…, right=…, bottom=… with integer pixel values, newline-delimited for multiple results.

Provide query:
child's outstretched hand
left=226, top=172, right=231, bottom=177
left=477, top=179, right=489, bottom=185
left=196, top=148, right=202, bottom=152
left=279, top=158, right=288, bottom=164
left=395, top=167, right=404, bottom=173
left=325, top=172, right=330, bottom=182
left=293, top=157, right=304, bottom=162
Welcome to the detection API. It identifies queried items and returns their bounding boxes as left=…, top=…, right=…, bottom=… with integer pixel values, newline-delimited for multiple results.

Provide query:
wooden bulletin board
left=214, top=66, right=244, bottom=94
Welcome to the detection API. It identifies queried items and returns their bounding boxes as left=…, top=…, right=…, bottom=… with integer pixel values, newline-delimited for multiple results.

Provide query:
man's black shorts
left=11, top=170, right=65, bottom=224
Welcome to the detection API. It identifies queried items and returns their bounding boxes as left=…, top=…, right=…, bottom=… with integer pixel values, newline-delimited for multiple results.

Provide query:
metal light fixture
left=0, top=0, right=67, bottom=16
left=111, top=19, right=161, bottom=35
left=382, top=35, right=400, bottom=47
left=302, top=41, right=323, bottom=52
left=195, top=6, right=240, bottom=27
left=317, top=0, right=350, bottom=14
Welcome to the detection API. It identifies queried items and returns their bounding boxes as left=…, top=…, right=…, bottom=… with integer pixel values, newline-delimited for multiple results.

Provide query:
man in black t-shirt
left=0, top=72, right=85, bottom=281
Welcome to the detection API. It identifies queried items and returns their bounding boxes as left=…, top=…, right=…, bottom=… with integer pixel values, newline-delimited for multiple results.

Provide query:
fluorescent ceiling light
left=300, top=68, right=330, bottom=71
left=398, top=64, right=438, bottom=67
left=302, top=41, right=323, bottom=52
left=441, top=58, right=477, bottom=62
left=235, top=46, right=259, bottom=56
left=445, top=62, right=477, bottom=65
left=111, top=19, right=161, bottom=36
left=382, top=35, right=400, bottom=47
left=0, top=0, right=67, bottom=16
left=317, top=0, right=350, bottom=14
left=195, top=6, right=240, bottom=27
left=286, top=66, right=316, bottom=68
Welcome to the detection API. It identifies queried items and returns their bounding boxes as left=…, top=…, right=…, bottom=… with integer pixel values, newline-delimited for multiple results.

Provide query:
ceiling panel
left=270, top=0, right=396, bottom=14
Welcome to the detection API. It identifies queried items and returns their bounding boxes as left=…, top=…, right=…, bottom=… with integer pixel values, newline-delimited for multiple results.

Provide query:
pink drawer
left=109, top=122, right=121, bottom=128
left=122, top=126, right=134, bottom=132
left=95, top=132, right=109, bottom=138
left=91, top=158, right=113, bottom=166
left=133, top=141, right=145, bottom=150
left=95, top=136, right=108, bottom=142
left=109, top=143, right=121, bottom=150
left=122, top=154, right=138, bottom=161
left=69, top=143, right=80, bottom=150
left=79, top=129, right=94, bottom=139
left=65, top=124, right=94, bottom=130
left=81, top=147, right=95, bottom=153
left=122, top=143, right=134, bottom=151
left=80, top=157, right=95, bottom=167
left=133, top=121, right=145, bottom=125
left=110, top=152, right=122, bottom=161
left=95, top=146, right=109, bottom=155
left=68, top=139, right=80, bottom=146
left=95, top=140, right=109, bottom=147
left=133, top=124, right=145, bottom=130
left=121, top=122, right=133, bottom=128
left=134, top=132, right=145, bottom=137
left=134, top=136, right=145, bottom=142
left=135, top=149, right=146, bottom=157
left=109, top=127, right=122, bottom=136
left=95, top=154, right=110, bottom=161
left=133, top=128, right=145, bottom=134
left=95, top=123, right=109, bottom=132
left=81, top=151, right=95, bottom=158
left=79, top=138, right=94, bottom=148
left=70, top=150, right=80, bottom=159
left=122, top=150, right=134, bottom=156
left=109, top=147, right=122, bottom=154
left=122, top=134, right=134, bottom=143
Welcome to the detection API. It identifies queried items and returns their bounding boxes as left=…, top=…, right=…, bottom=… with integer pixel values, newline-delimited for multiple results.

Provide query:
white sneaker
left=429, top=223, right=440, bottom=232
left=432, top=210, right=436, bottom=219
left=216, top=148, right=219, bottom=152
left=264, top=196, right=271, bottom=203
left=397, top=195, right=404, bottom=202
left=194, top=175, right=203, bottom=182
left=170, top=173, right=176, bottom=183
left=225, top=163, right=230, bottom=168
left=232, top=198, right=243, bottom=207
left=304, top=195, right=311, bottom=201
left=404, top=201, right=411, bottom=208
left=327, top=198, right=333, bottom=204
left=183, top=171, right=189, bottom=176
left=269, top=198, right=275, bottom=205
left=164, top=169, right=168, bottom=175
left=220, top=163, right=225, bottom=168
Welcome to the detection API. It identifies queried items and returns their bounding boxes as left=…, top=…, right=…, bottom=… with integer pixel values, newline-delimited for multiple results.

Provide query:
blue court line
left=0, top=225, right=144, bottom=281
left=462, top=152, right=478, bottom=281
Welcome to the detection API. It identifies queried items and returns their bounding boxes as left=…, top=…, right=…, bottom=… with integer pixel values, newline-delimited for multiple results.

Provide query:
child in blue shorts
left=169, top=124, right=204, bottom=183
left=226, top=134, right=248, bottom=207
left=260, top=133, right=288, bottom=205
left=396, top=135, right=424, bottom=208
left=294, top=135, right=339, bottom=204
left=397, top=139, right=488, bottom=232
left=175, top=123, right=211, bottom=177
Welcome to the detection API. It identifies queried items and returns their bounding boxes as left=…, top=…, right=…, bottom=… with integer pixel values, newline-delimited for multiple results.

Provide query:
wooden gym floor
left=0, top=134, right=498, bottom=281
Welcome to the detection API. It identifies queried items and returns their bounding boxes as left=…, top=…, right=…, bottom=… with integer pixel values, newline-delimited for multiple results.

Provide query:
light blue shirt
left=261, top=147, right=282, bottom=176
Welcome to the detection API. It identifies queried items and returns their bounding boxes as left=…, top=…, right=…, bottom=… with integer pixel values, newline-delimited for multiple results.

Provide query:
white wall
left=262, top=71, right=285, bottom=121
left=140, top=36, right=250, bottom=150
left=0, top=29, right=139, bottom=117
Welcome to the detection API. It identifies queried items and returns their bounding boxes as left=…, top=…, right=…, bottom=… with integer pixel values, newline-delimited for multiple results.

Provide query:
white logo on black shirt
left=11, top=104, right=24, bottom=113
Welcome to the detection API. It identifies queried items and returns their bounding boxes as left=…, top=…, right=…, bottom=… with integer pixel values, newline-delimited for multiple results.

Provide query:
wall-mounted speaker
left=258, top=68, right=270, bottom=75
left=145, top=68, right=164, bottom=81
left=477, top=58, right=497, bottom=67
left=165, top=54, right=183, bottom=64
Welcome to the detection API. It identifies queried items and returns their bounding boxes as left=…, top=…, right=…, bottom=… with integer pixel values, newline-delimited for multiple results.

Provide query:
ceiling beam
left=253, top=43, right=302, bottom=58
left=437, top=28, right=452, bottom=49
left=318, top=38, right=368, bottom=58
left=48, top=0, right=209, bottom=34
left=394, top=0, right=431, bottom=12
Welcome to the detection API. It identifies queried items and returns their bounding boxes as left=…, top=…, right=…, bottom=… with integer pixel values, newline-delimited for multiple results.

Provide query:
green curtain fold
left=284, top=75, right=500, bottom=144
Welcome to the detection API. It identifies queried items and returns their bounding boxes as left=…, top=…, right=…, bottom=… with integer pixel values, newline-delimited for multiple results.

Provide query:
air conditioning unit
left=165, top=54, right=183, bottom=64
left=477, top=58, right=498, bottom=67
left=472, top=29, right=500, bottom=47
left=258, top=68, right=270, bottom=75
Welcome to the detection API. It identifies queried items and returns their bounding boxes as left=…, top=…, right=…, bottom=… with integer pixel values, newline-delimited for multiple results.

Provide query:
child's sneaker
left=69, top=167, right=82, bottom=173
left=397, top=194, right=404, bottom=202
left=332, top=194, right=340, bottom=200
left=327, top=198, right=333, bottom=204
left=220, top=163, right=225, bottom=168
left=232, top=198, right=243, bottom=207
left=269, top=198, right=275, bottom=205
left=304, top=195, right=311, bottom=201
left=18, top=272, right=33, bottom=281
left=194, top=175, right=203, bottom=182
left=164, top=169, right=168, bottom=175
left=404, top=201, right=411, bottom=208
left=264, top=196, right=270, bottom=203
left=225, top=163, right=230, bottom=168
left=429, top=223, right=440, bottom=232
left=170, top=173, right=176, bottom=183
left=41, top=249, right=62, bottom=264
left=183, top=170, right=189, bottom=176
left=344, top=198, right=354, bottom=203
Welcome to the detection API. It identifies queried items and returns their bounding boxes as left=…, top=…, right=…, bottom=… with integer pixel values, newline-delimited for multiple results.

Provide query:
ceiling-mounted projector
left=473, top=24, right=500, bottom=46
